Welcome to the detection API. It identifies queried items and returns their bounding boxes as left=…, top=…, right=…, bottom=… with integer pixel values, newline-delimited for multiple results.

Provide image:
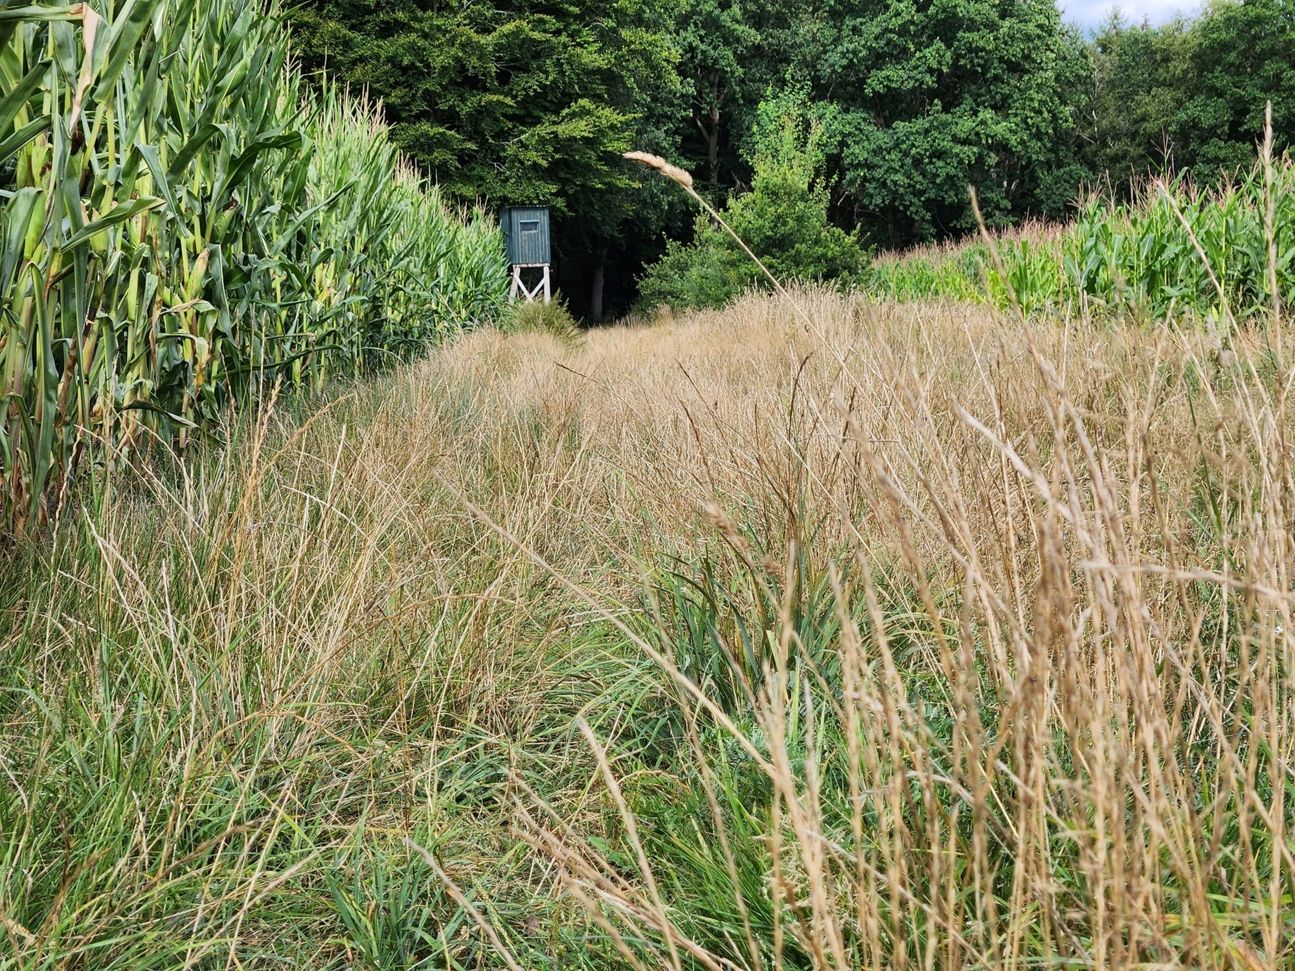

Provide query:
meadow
left=6, top=1, right=1295, bottom=967
left=4, top=285, right=1295, bottom=967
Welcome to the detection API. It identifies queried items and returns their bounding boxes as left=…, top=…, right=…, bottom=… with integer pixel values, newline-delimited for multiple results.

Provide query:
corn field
left=0, top=0, right=508, bottom=540
left=869, top=155, right=1295, bottom=325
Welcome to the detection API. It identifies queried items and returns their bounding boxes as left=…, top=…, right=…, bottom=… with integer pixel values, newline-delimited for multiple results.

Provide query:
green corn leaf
left=0, top=58, right=50, bottom=131
left=134, top=143, right=178, bottom=215
left=62, top=197, right=165, bottom=250
left=213, top=131, right=303, bottom=208
left=92, top=0, right=161, bottom=98
left=0, top=187, right=41, bottom=289
left=0, top=0, right=507, bottom=538
left=0, top=117, right=50, bottom=166
left=0, top=5, right=82, bottom=22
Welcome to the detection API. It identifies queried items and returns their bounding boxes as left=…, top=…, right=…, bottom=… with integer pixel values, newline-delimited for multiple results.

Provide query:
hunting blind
left=501, top=205, right=551, bottom=303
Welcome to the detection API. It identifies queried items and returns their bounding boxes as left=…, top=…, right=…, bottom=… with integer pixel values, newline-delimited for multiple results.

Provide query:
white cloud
left=1061, top=0, right=1203, bottom=28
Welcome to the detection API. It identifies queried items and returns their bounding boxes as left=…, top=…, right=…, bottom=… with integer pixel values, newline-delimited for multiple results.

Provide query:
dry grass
left=3, top=289, right=1293, bottom=967
left=870, top=219, right=1067, bottom=266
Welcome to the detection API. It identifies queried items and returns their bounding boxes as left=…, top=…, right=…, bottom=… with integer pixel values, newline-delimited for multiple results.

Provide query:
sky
left=1060, top=0, right=1203, bottom=29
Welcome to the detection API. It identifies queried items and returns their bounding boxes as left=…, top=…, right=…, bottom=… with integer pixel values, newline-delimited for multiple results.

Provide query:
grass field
left=4, top=287, right=1294, bottom=968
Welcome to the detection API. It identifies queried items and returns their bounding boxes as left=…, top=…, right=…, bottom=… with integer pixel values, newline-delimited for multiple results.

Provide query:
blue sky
left=1061, top=0, right=1203, bottom=29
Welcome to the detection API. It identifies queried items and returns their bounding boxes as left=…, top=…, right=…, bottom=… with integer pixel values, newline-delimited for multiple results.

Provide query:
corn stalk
left=0, top=0, right=507, bottom=540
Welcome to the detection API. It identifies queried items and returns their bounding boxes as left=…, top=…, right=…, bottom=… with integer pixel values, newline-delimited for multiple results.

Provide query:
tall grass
left=0, top=0, right=507, bottom=541
left=515, top=302, right=1295, bottom=968
left=4, top=292, right=1295, bottom=966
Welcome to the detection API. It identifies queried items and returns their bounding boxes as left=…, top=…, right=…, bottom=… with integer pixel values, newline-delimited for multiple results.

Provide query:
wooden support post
left=509, top=264, right=552, bottom=304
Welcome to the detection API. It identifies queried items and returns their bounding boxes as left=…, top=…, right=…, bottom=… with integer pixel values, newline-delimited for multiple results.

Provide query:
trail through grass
left=4, top=291, right=1295, bottom=967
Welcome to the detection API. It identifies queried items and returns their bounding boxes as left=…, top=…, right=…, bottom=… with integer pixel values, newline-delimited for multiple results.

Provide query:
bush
left=497, top=299, right=583, bottom=344
left=638, top=92, right=867, bottom=311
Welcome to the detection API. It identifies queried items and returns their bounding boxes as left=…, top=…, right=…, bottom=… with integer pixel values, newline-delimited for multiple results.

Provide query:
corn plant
left=0, top=0, right=506, bottom=541
left=870, top=152, right=1295, bottom=327
left=1065, top=167, right=1295, bottom=323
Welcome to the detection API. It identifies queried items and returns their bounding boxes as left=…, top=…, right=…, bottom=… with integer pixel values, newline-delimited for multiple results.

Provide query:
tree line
left=287, top=0, right=1295, bottom=318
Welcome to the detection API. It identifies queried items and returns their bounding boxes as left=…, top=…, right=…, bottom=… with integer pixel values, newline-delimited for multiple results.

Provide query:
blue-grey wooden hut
left=501, top=206, right=552, bottom=303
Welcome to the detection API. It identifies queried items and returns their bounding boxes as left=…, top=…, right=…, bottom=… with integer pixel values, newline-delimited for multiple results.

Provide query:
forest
left=288, top=0, right=1295, bottom=317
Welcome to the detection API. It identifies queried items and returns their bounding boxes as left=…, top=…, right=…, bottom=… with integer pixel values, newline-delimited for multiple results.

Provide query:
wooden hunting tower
left=501, top=205, right=552, bottom=303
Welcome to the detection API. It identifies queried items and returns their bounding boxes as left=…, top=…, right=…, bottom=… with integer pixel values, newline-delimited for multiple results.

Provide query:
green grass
left=0, top=376, right=639, bottom=968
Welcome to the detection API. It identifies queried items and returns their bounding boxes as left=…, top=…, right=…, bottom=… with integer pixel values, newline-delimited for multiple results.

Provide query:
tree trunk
left=707, top=73, right=721, bottom=185
left=693, top=73, right=723, bottom=186
left=589, top=256, right=606, bottom=324
left=706, top=114, right=720, bottom=186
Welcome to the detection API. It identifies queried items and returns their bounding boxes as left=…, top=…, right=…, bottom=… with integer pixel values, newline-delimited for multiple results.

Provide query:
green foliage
left=636, top=227, right=752, bottom=313
left=867, top=247, right=995, bottom=304
left=284, top=0, right=1295, bottom=300
left=673, top=0, right=1099, bottom=247
left=497, top=299, right=583, bottom=344
left=290, top=0, right=682, bottom=206
left=1066, top=167, right=1295, bottom=320
left=627, top=753, right=795, bottom=968
left=1088, top=0, right=1295, bottom=192
left=0, top=0, right=507, bottom=540
left=638, top=93, right=867, bottom=311
left=870, top=156, right=1295, bottom=324
left=645, top=549, right=847, bottom=721
left=676, top=0, right=807, bottom=189
left=327, top=834, right=455, bottom=969
left=802, top=0, right=1092, bottom=243
left=288, top=0, right=688, bottom=305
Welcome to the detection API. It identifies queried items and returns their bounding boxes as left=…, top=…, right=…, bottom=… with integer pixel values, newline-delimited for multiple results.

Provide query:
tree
left=1088, top=0, right=1295, bottom=192
left=1086, top=15, right=1182, bottom=186
left=288, top=0, right=686, bottom=320
left=638, top=90, right=867, bottom=310
left=675, top=0, right=811, bottom=191
left=796, top=0, right=1092, bottom=245
left=1182, top=0, right=1295, bottom=174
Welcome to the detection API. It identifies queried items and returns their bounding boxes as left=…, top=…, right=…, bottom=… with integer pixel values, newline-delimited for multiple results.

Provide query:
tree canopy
left=1088, top=0, right=1295, bottom=192
left=798, top=0, right=1092, bottom=244
left=288, top=0, right=1295, bottom=316
left=288, top=0, right=686, bottom=317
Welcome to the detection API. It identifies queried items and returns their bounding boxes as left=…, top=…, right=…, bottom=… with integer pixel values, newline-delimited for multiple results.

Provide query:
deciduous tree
left=1088, top=0, right=1295, bottom=192
left=289, top=0, right=686, bottom=319
left=798, top=0, right=1092, bottom=244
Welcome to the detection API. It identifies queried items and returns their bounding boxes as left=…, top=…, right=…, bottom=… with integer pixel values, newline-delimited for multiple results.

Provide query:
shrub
left=638, top=92, right=867, bottom=311
left=497, top=299, right=583, bottom=344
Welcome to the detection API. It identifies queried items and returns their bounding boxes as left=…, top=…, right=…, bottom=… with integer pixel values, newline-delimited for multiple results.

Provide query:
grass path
left=4, top=293, right=1294, bottom=968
